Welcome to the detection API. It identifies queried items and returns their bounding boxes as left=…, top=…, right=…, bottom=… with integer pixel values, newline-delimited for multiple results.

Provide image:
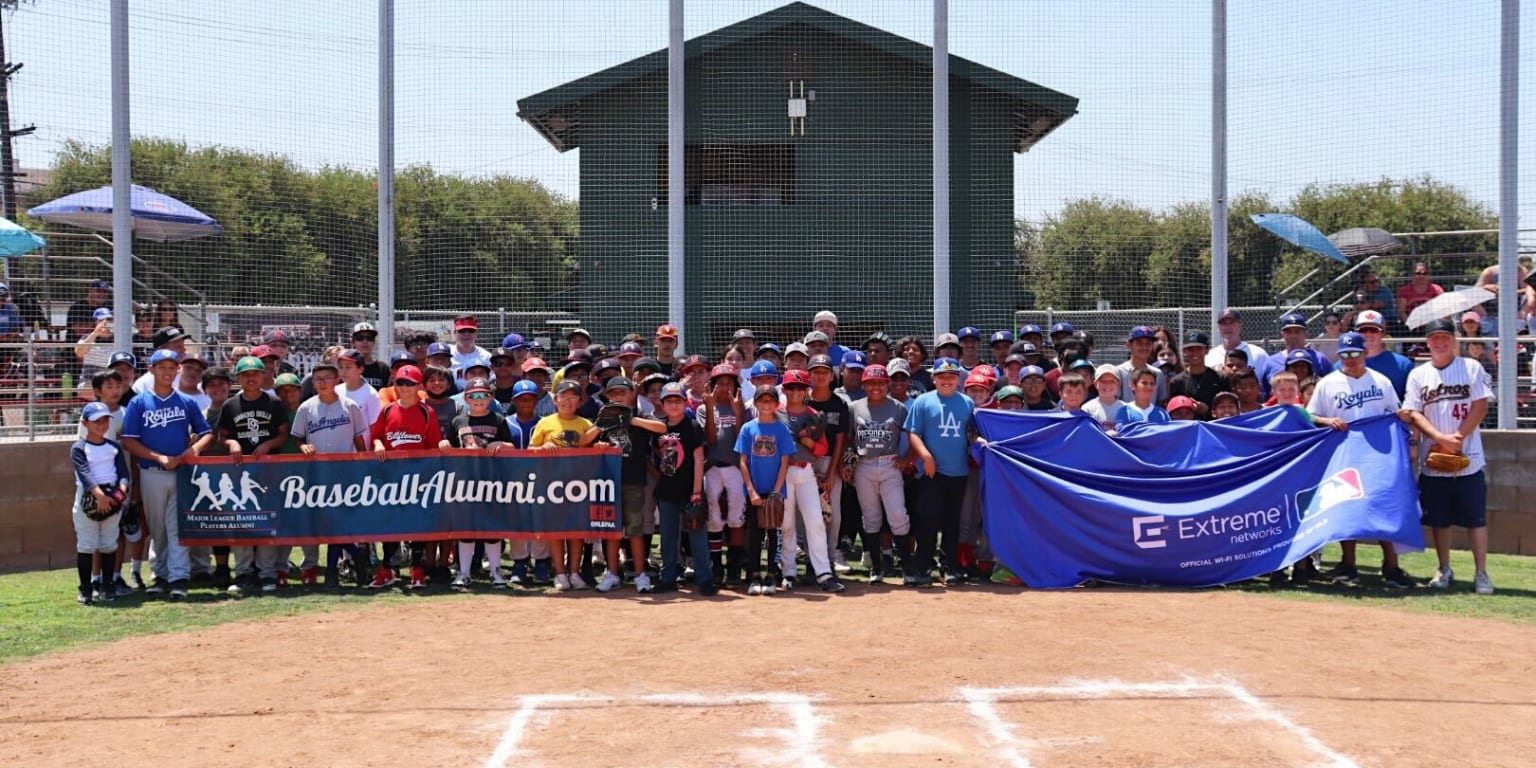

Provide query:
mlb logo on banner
left=1294, top=468, right=1365, bottom=523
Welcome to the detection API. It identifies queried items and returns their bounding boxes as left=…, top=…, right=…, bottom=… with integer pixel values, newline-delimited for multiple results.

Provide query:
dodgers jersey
left=1404, top=357, right=1492, bottom=477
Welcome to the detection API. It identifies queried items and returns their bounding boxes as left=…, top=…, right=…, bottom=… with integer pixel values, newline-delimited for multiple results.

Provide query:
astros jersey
left=1404, top=357, right=1492, bottom=477
left=1307, top=368, right=1400, bottom=423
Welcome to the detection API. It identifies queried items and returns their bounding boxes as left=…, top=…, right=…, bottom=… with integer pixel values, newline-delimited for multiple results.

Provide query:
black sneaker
left=1268, top=569, right=1288, bottom=587
left=817, top=576, right=846, bottom=593
left=77, top=589, right=92, bottom=605
left=651, top=580, right=679, bottom=594
left=940, top=570, right=964, bottom=586
left=1290, top=558, right=1318, bottom=584
left=698, top=581, right=720, bottom=596
left=213, top=566, right=232, bottom=590
left=1324, top=564, right=1360, bottom=587
left=1382, top=567, right=1417, bottom=590
left=779, top=576, right=797, bottom=592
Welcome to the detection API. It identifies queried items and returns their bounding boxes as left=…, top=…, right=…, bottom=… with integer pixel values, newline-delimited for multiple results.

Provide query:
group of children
left=68, top=307, right=1497, bottom=602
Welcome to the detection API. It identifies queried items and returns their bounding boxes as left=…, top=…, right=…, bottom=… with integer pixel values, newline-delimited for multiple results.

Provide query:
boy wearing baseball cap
left=531, top=380, right=599, bottom=591
left=845, top=364, right=911, bottom=584
left=590, top=376, right=668, bottom=593
left=71, top=402, right=132, bottom=605
left=448, top=377, right=515, bottom=589
left=336, top=349, right=382, bottom=427
left=779, top=370, right=843, bottom=592
left=291, top=360, right=370, bottom=588
left=653, top=382, right=716, bottom=594
left=735, top=385, right=795, bottom=595
left=902, top=357, right=976, bottom=586
left=1083, top=364, right=1126, bottom=431
left=1115, top=326, right=1168, bottom=404
left=369, top=364, right=450, bottom=590
left=216, top=356, right=291, bottom=596
left=450, top=315, right=491, bottom=388
left=502, top=380, right=553, bottom=585
left=700, top=364, right=748, bottom=583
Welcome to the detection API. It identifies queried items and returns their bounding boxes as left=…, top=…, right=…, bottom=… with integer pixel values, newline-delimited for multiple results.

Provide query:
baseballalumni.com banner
left=176, top=448, right=623, bottom=546
left=974, top=408, right=1424, bottom=588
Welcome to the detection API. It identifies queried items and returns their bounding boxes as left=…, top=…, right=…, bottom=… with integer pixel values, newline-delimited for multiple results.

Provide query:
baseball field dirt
left=3, top=584, right=1531, bottom=767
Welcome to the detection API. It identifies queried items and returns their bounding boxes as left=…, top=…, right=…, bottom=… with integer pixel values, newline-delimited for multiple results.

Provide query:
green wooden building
left=518, top=2, right=1076, bottom=349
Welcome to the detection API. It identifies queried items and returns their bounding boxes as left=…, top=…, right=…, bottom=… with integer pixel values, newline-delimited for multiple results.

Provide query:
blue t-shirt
left=1258, top=347, right=1331, bottom=395
left=1115, top=402, right=1171, bottom=425
left=733, top=417, right=795, bottom=495
left=1356, top=350, right=1414, bottom=401
left=121, top=388, right=212, bottom=468
left=902, top=390, right=975, bottom=477
left=0, top=303, right=22, bottom=335
left=505, top=414, right=542, bottom=450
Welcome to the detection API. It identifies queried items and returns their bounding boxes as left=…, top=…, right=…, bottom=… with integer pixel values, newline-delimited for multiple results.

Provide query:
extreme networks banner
left=176, top=448, right=623, bottom=545
left=974, top=408, right=1424, bottom=588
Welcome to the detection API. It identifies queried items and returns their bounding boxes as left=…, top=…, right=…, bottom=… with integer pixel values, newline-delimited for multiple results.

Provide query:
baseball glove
left=80, top=485, right=125, bottom=522
left=1425, top=451, right=1470, bottom=473
left=655, top=433, right=683, bottom=477
left=840, top=446, right=860, bottom=477
left=118, top=500, right=142, bottom=542
left=682, top=499, right=707, bottom=532
left=593, top=402, right=633, bottom=432
left=756, top=493, right=785, bottom=529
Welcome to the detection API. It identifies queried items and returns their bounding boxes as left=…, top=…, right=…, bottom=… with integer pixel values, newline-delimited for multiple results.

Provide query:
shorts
left=621, top=484, right=648, bottom=538
left=1418, top=470, right=1487, bottom=529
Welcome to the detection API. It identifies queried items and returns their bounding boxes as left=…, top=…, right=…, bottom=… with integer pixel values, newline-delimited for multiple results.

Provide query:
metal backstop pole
left=377, top=0, right=396, bottom=354
left=110, top=0, right=133, bottom=349
left=1496, top=0, right=1519, bottom=428
left=668, top=0, right=686, bottom=352
left=1209, top=0, right=1227, bottom=334
left=932, top=0, right=949, bottom=338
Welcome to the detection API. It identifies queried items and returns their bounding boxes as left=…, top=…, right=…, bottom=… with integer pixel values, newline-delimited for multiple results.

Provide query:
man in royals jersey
left=1399, top=318, right=1495, bottom=595
left=120, top=349, right=213, bottom=599
left=1306, top=331, right=1414, bottom=590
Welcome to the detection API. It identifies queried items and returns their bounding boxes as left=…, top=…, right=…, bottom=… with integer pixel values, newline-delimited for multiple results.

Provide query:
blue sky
left=7, top=0, right=1533, bottom=232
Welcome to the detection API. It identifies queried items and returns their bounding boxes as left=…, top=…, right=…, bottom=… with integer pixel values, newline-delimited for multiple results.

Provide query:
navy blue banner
left=974, top=409, right=1425, bottom=588
left=176, top=448, right=623, bottom=545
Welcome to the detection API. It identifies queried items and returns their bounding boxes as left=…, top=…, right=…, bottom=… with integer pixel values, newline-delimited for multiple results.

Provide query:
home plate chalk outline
left=958, top=678, right=1360, bottom=768
left=482, top=692, right=828, bottom=768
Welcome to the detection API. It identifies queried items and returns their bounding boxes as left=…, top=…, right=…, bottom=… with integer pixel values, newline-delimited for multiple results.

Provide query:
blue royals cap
left=1285, top=348, right=1316, bottom=367
left=1337, top=331, right=1366, bottom=353
left=81, top=402, right=112, bottom=422
left=841, top=350, right=867, bottom=369
left=501, top=333, right=527, bottom=350
left=990, top=330, right=1014, bottom=344
left=511, top=379, right=542, bottom=399
left=748, top=360, right=779, bottom=379
left=426, top=341, right=452, bottom=357
left=957, top=326, right=982, bottom=340
left=108, top=351, right=136, bottom=369
left=1127, top=326, right=1156, bottom=341
left=148, top=349, right=180, bottom=366
left=1049, top=322, right=1075, bottom=336
left=1018, top=324, right=1043, bottom=338
left=756, top=342, right=783, bottom=358
left=1279, top=312, right=1307, bottom=330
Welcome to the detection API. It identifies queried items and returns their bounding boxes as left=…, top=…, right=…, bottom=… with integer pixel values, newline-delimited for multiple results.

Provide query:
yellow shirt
left=530, top=413, right=592, bottom=449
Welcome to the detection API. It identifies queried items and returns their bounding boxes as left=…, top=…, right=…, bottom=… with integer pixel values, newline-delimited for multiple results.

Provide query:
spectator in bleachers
left=0, top=281, right=24, bottom=339
left=1354, top=270, right=1397, bottom=326
left=66, top=280, right=113, bottom=338
left=1396, top=262, right=1443, bottom=323
left=1316, top=311, right=1343, bottom=363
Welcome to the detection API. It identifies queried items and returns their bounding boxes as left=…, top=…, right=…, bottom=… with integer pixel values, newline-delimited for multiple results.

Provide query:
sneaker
left=169, top=580, right=189, bottom=599
left=324, top=569, right=342, bottom=590
left=699, top=581, right=720, bottom=596
left=368, top=566, right=396, bottom=590
left=1290, top=557, right=1318, bottom=585
left=747, top=582, right=764, bottom=596
left=554, top=574, right=572, bottom=591
left=260, top=578, right=278, bottom=593
left=635, top=572, right=654, bottom=593
left=113, top=576, right=135, bottom=598
left=144, top=581, right=165, bottom=595
left=990, top=565, right=1024, bottom=586
left=940, top=570, right=964, bottom=586
left=532, top=559, right=552, bottom=584
left=301, top=568, right=319, bottom=586
left=1429, top=567, right=1455, bottom=590
left=1474, top=571, right=1495, bottom=595
left=451, top=574, right=471, bottom=589
left=761, top=579, right=777, bottom=595
left=213, top=566, right=232, bottom=590
left=1382, top=567, right=1416, bottom=590
left=1324, top=564, right=1360, bottom=587
left=779, top=576, right=797, bottom=592
left=226, top=579, right=246, bottom=597
left=596, top=571, right=622, bottom=593
left=1268, top=570, right=1289, bottom=587
left=909, top=573, right=933, bottom=587
left=817, top=576, right=846, bottom=593
left=832, top=550, right=851, bottom=573
left=868, top=569, right=885, bottom=585
left=129, top=572, right=147, bottom=591
left=491, top=572, right=508, bottom=589
left=409, top=566, right=427, bottom=589
left=275, top=571, right=288, bottom=589
left=568, top=572, right=590, bottom=591
left=77, top=590, right=92, bottom=605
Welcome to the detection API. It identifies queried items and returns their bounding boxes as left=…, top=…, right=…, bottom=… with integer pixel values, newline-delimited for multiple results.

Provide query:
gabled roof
left=518, top=1, right=1077, bottom=154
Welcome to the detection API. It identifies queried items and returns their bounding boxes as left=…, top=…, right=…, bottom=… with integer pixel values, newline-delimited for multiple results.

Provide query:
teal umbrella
left=1250, top=213, right=1349, bottom=264
left=0, top=216, right=45, bottom=257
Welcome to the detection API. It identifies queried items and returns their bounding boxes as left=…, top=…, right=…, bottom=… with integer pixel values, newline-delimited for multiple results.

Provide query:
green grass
left=2, top=545, right=1532, bottom=665
left=1231, top=543, right=1536, bottom=622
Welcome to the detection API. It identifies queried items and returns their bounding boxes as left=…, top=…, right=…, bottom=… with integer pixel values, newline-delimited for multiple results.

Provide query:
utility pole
left=0, top=3, right=38, bottom=223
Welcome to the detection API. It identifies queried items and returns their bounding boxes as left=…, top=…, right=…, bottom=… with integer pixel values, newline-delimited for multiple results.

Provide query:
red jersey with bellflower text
left=370, top=401, right=442, bottom=451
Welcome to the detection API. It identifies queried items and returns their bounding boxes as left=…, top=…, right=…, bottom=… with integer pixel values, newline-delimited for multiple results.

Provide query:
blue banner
left=176, top=448, right=623, bottom=545
left=974, top=408, right=1424, bottom=588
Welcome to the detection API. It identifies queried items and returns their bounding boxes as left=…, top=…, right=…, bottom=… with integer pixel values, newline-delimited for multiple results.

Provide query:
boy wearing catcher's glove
left=735, top=386, right=794, bottom=596
left=589, top=376, right=667, bottom=594
left=844, top=364, right=910, bottom=585
left=71, top=402, right=132, bottom=605
left=779, top=369, right=843, bottom=593
left=653, top=382, right=716, bottom=595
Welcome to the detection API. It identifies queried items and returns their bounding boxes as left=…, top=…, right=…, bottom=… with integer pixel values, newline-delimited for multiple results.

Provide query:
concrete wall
left=2, top=432, right=1534, bottom=573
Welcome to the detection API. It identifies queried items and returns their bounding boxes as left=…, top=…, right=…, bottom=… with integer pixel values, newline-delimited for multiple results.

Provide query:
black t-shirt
left=1024, top=398, right=1056, bottom=412
left=653, top=417, right=703, bottom=504
left=1169, top=367, right=1227, bottom=408
left=654, top=359, right=675, bottom=377
left=362, top=360, right=391, bottom=390
left=216, top=392, right=287, bottom=455
left=448, top=410, right=513, bottom=449
left=598, top=421, right=652, bottom=487
left=808, top=393, right=850, bottom=450
left=65, top=300, right=108, bottom=333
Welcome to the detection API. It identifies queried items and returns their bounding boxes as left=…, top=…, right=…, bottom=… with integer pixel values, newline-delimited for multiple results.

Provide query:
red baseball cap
left=1168, top=395, right=1198, bottom=413
left=709, top=363, right=738, bottom=381
left=861, top=364, right=889, bottom=382
left=454, top=315, right=478, bottom=331
left=678, top=354, right=709, bottom=374
left=394, top=364, right=423, bottom=384
left=253, top=344, right=277, bottom=359
left=782, top=369, right=811, bottom=387
left=521, top=357, right=550, bottom=374
left=964, top=370, right=994, bottom=390
left=656, top=324, right=679, bottom=340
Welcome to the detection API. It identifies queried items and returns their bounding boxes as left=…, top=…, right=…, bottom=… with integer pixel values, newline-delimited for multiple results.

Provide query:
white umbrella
left=1404, top=287, right=1494, bottom=329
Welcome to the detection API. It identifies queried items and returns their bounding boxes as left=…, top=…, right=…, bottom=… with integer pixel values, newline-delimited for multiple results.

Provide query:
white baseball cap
left=814, top=310, right=837, bottom=326
left=1094, top=364, right=1120, bottom=381
left=1354, top=310, right=1385, bottom=329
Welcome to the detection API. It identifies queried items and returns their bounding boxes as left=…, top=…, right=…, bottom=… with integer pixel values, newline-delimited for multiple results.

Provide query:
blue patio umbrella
left=1249, top=213, right=1349, bottom=264
left=0, top=216, right=46, bottom=257
left=27, top=184, right=222, bottom=242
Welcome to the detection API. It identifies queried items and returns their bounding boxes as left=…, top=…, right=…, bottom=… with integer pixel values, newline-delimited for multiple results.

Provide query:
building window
left=657, top=144, right=795, bottom=206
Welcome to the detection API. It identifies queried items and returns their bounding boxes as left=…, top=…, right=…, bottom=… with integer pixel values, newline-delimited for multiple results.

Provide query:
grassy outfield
left=1, top=544, right=1532, bottom=665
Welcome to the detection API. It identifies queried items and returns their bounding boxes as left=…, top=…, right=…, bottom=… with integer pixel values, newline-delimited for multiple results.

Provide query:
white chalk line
left=958, top=678, right=1359, bottom=768
left=484, top=692, right=827, bottom=768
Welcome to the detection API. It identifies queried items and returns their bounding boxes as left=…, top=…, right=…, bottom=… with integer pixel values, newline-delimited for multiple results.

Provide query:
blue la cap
left=426, top=342, right=452, bottom=357
left=512, top=379, right=542, bottom=399
left=1279, top=312, right=1308, bottom=330
left=81, top=402, right=112, bottom=422
left=1337, top=332, right=1366, bottom=352
left=932, top=357, right=964, bottom=375
left=957, top=326, right=981, bottom=340
left=108, top=351, right=136, bottom=369
left=1127, top=326, right=1156, bottom=341
left=841, top=350, right=867, bottom=369
left=1018, top=324, right=1043, bottom=338
left=149, top=349, right=180, bottom=366
left=501, top=333, right=527, bottom=350
left=1049, top=322, right=1075, bottom=336
left=390, top=350, right=413, bottom=365
left=990, top=330, right=1014, bottom=344
left=756, top=342, right=783, bottom=358
left=1020, top=365, right=1045, bottom=379
left=93, top=307, right=113, bottom=321
left=748, top=360, right=779, bottom=379
left=1285, top=349, right=1316, bottom=366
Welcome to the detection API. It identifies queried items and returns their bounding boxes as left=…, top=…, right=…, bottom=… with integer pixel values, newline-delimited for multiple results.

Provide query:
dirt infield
left=3, top=586, right=1532, bottom=767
